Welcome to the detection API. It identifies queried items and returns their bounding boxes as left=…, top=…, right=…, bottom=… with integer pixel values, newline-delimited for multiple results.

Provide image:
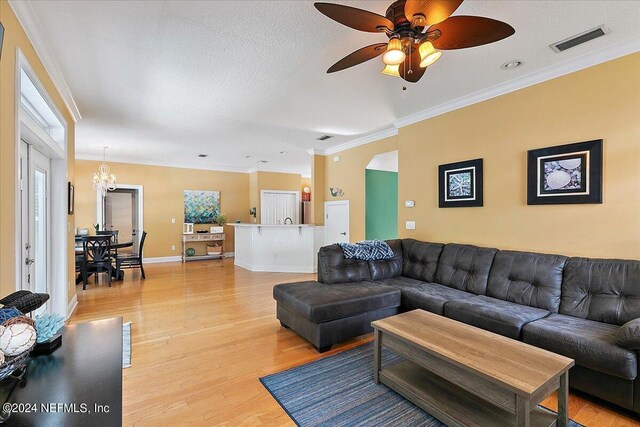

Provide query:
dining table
left=75, top=236, right=133, bottom=283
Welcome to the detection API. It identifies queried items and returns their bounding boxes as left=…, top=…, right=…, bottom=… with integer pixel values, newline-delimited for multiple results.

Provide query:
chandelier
left=92, top=146, right=117, bottom=197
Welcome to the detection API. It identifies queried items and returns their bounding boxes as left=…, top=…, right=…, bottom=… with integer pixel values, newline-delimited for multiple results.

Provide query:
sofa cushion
left=369, top=240, right=403, bottom=281
left=560, top=258, right=640, bottom=326
left=378, top=277, right=474, bottom=315
left=401, top=239, right=444, bottom=283
left=616, top=318, right=640, bottom=350
left=434, top=244, right=498, bottom=295
left=317, top=245, right=371, bottom=284
left=523, top=314, right=637, bottom=380
left=273, top=281, right=400, bottom=323
left=487, top=250, right=567, bottom=312
left=444, top=295, right=550, bottom=339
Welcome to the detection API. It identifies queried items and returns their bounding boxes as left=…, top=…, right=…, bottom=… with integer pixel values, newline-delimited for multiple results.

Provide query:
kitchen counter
left=231, top=224, right=324, bottom=273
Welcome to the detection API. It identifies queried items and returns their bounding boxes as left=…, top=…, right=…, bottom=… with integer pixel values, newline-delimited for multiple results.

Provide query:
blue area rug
left=260, top=342, right=583, bottom=427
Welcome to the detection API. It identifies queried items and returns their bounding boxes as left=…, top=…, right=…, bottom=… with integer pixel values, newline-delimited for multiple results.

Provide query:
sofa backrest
left=401, top=239, right=444, bottom=283
left=317, top=244, right=371, bottom=284
left=434, top=243, right=498, bottom=295
left=487, top=250, right=567, bottom=312
left=368, top=239, right=404, bottom=281
left=560, top=258, right=640, bottom=326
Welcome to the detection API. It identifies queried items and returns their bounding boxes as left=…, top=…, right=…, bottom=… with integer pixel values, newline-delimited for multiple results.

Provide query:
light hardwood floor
left=70, top=260, right=640, bottom=426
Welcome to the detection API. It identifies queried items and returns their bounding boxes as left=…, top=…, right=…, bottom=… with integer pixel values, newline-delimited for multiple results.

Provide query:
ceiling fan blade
left=315, top=3, right=393, bottom=33
left=398, top=46, right=427, bottom=83
left=430, top=16, right=515, bottom=50
left=404, top=0, right=464, bottom=27
left=327, top=43, right=388, bottom=73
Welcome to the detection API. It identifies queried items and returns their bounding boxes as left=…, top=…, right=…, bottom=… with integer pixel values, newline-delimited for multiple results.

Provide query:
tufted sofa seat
left=272, top=239, right=640, bottom=413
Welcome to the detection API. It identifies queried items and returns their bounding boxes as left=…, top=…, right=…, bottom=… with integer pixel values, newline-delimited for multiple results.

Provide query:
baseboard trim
left=66, top=293, right=78, bottom=320
left=144, top=256, right=182, bottom=264
left=234, top=259, right=316, bottom=273
left=144, top=253, right=234, bottom=264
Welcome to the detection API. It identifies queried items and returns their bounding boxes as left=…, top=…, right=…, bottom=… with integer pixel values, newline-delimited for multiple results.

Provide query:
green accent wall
left=365, top=169, right=398, bottom=241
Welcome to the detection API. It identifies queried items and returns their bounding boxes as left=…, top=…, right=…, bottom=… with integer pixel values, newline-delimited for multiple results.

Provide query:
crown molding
left=75, top=153, right=252, bottom=174
left=314, top=38, right=639, bottom=157
left=394, top=38, right=640, bottom=128
left=322, top=127, right=398, bottom=156
left=306, top=148, right=326, bottom=156
left=9, top=0, right=82, bottom=123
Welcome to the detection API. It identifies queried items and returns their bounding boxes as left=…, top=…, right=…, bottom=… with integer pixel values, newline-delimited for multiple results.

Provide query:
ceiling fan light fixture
left=380, top=64, right=400, bottom=77
left=382, top=38, right=405, bottom=65
left=418, top=41, right=442, bottom=68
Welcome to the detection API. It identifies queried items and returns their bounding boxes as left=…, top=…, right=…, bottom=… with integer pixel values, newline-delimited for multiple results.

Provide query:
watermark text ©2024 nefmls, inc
left=3, top=402, right=110, bottom=415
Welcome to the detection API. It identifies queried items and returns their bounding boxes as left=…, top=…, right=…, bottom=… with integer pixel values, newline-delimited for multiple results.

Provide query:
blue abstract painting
left=184, top=190, right=220, bottom=224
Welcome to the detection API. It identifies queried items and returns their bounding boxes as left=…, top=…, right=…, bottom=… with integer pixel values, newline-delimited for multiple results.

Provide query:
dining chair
left=115, top=231, right=147, bottom=279
left=81, top=235, right=113, bottom=289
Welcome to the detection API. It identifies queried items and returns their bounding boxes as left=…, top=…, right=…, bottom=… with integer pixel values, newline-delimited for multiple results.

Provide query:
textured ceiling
left=20, top=0, right=640, bottom=175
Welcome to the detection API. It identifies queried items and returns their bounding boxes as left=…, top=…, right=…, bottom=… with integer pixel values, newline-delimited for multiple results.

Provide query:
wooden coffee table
left=372, top=310, right=574, bottom=427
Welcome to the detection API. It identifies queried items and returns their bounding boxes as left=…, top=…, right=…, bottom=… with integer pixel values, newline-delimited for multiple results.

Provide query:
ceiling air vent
left=550, top=26, right=607, bottom=53
left=316, top=135, right=332, bottom=141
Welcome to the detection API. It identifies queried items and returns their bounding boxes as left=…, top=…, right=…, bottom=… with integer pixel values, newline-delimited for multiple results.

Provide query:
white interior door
left=261, top=191, right=300, bottom=224
left=19, top=141, right=51, bottom=312
left=324, top=201, right=349, bottom=244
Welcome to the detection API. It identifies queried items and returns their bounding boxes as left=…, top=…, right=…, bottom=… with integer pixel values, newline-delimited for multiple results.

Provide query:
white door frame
left=260, top=190, right=301, bottom=224
left=14, top=49, right=69, bottom=318
left=324, top=200, right=350, bottom=244
left=96, top=184, right=144, bottom=245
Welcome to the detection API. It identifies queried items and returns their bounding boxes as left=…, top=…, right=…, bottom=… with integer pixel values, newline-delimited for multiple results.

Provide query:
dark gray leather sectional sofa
left=273, top=239, right=640, bottom=413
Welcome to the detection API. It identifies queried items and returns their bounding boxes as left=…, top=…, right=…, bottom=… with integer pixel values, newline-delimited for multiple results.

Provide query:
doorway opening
left=365, top=151, right=398, bottom=241
left=96, top=185, right=144, bottom=254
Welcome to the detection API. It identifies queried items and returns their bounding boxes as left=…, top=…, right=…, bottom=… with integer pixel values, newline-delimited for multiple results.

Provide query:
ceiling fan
left=315, top=0, right=515, bottom=83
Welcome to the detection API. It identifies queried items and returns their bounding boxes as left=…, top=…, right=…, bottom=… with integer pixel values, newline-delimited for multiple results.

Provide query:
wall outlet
left=405, top=221, right=416, bottom=230
left=404, top=200, right=415, bottom=208
left=171, top=245, right=176, bottom=251
left=171, top=218, right=176, bottom=224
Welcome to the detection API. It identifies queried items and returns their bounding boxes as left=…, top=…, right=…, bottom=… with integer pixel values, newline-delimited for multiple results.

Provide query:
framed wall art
left=438, top=158, right=483, bottom=208
left=527, top=139, right=602, bottom=205
left=184, top=190, right=220, bottom=224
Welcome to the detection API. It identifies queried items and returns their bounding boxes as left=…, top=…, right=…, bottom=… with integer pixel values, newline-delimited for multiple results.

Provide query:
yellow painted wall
left=250, top=171, right=303, bottom=223
left=325, top=53, right=640, bottom=259
left=0, top=1, right=76, bottom=301
left=324, top=136, right=399, bottom=241
left=74, top=160, right=249, bottom=257
left=311, top=155, right=326, bottom=225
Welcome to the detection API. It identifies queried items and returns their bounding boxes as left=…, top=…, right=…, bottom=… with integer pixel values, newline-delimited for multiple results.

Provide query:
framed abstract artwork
left=438, top=158, right=483, bottom=208
left=527, top=139, right=602, bottom=205
left=0, top=21, right=4, bottom=61
left=184, top=190, right=220, bottom=224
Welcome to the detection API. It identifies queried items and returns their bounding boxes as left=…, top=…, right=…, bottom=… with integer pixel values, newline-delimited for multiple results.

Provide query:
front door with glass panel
left=19, top=140, right=51, bottom=311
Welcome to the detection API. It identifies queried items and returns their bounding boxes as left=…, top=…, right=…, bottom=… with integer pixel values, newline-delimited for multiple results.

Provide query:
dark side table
left=0, top=318, right=123, bottom=426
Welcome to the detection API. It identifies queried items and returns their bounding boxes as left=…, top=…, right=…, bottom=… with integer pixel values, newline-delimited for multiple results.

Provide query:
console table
left=0, top=317, right=123, bottom=426
left=182, top=233, right=225, bottom=262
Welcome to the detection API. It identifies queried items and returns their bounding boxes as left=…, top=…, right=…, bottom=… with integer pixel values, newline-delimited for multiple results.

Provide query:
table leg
left=515, top=395, right=530, bottom=427
left=558, top=371, right=569, bottom=427
left=373, top=329, right=381, bottom=384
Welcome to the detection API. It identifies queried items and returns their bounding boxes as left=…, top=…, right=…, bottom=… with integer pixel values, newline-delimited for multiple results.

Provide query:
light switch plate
left=171, top=218, right=176, bottom=224
left=405, top=200, right=415, bottom=208
left=405, top=221, right=416, bottom=230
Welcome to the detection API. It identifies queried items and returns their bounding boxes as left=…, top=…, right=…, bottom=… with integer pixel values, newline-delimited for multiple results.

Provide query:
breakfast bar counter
left=231, top=224, right=324, bottom=273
